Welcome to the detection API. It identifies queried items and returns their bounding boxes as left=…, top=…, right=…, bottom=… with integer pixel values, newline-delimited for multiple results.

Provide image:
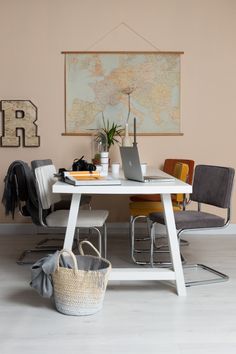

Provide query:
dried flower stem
left=126, top=93, right=131, bottom=124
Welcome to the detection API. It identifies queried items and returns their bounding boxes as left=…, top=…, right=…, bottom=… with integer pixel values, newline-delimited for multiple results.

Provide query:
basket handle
left=56, top=249, right=78, bottom=272
left=79, top=240, right=101, bottom=257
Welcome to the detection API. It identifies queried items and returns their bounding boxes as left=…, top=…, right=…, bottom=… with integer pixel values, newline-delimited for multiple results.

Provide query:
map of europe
left=65, top=52, right=181, bottom=134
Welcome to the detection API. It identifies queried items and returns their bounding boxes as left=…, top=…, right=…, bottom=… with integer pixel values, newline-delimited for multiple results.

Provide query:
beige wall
left=0, top=0, right=236, bottom=223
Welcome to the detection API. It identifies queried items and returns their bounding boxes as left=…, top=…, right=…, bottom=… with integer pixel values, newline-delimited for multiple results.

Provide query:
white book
left=63, top=172, right=121, bottom=186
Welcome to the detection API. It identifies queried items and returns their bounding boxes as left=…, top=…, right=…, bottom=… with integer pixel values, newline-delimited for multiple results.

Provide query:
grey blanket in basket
left=30, top=251, right=68, bottom=298
left=30, top=252, right=108, bottom=298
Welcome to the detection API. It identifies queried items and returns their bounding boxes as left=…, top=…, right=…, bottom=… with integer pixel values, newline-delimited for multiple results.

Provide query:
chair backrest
left=191, top=165, right=235, bottom=208
left=173, top=162, right=189, bottom=203
left=31, top=159, right=53, bottom=176
left=163, top=159, right=195, bottom=184
left=35, top=164, right=61, bottom=210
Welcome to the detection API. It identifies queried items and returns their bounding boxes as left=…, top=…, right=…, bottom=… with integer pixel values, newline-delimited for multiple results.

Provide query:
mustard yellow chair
left=130, top=162, right=190, bottom=265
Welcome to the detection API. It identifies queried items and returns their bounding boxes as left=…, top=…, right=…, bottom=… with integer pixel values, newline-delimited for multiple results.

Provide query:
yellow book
left=68, top=171, right=101, bottom=180
left=63, top=171, right=121, bottom=186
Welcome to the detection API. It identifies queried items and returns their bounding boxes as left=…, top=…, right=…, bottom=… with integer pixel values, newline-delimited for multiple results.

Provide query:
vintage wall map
left=64, top=52, right=182, bottom=135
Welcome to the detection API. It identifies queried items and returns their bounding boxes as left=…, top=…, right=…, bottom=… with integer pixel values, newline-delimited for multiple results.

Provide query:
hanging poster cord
left=85, top=22, right=161, bottom=51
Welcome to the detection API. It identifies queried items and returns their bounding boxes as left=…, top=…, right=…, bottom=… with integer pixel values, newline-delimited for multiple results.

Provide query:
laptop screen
left=120, top=146, right=175, bottom=183
left=120, top=146, right=144, bottom=182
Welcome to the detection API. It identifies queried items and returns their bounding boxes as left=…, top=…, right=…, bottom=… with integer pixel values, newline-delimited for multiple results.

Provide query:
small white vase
left=122, top=123, right=132, bottom=147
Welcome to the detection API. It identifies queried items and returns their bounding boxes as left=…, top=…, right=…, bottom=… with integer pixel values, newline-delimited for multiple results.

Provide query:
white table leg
left=161, top=194, right=186, bottom=296
left=63, top=193, right=81, bottom=251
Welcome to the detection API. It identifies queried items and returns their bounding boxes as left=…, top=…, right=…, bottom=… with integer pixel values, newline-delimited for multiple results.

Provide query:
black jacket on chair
left=2, top=160, right=41, bottom=224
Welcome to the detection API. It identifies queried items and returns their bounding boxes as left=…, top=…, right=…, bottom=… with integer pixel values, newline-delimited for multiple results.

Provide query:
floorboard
left=0, top=231, right=236, bottom=354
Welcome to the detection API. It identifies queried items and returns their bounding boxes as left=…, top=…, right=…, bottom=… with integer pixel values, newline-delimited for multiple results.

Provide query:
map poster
left=63, top=51, right=183, bottom=135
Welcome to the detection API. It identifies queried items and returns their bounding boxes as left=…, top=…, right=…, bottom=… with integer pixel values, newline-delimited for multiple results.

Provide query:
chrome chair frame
left=130, top=215, right=176, bottom=266
left=14, top=173, right=61, bottom=265
left=129, top=162, right=191, bottom=265
left=178, top=206, right=230, bottom=287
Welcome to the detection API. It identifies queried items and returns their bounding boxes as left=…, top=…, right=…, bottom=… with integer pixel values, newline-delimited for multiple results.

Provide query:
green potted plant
left=91, top=115, right=124, bottom=165
left=98, top=113, right=124, bottom=151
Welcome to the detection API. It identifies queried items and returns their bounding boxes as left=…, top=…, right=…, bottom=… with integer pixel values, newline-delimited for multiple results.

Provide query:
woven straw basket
left=52, top=241, right=111, bottom=316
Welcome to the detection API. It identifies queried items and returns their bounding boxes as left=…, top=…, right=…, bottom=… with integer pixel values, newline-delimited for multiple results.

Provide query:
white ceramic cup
left=111, top=163, right=120, bottom=177
left=101, top=163, right=109, bottom=176
left=141, top=163, right=147, bottom=176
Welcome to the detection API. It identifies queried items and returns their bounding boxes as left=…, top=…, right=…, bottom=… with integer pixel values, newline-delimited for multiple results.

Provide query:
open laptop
left=120, top=146, right=175, bottom=183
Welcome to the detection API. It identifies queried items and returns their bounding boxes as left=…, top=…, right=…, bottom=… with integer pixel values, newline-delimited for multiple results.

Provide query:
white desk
left=53, top=176, right=192, bottom=296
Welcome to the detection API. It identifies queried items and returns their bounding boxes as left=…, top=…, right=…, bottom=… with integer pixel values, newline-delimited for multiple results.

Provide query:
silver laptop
left=120, top=146, right=175, bottom=183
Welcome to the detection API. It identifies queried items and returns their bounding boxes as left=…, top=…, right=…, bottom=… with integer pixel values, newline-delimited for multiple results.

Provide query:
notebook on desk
left=63, top=171, right=121, bottom=186
left=120, top=146, right=175, bottom=183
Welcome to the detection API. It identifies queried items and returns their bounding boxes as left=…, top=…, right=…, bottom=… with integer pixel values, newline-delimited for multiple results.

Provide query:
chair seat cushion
left=130, top=194, right=177, bottom=203
left=129, top=201, right=182, bottom=217
left=130, top=195, right=162, bottom=202
left=46, top=209, right=109, bottom=228
left=149, top=210, right=226, bottom=230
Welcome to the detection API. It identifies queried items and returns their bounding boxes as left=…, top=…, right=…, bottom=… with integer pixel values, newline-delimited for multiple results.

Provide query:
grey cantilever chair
left=149, top=164, right=235, bottom=286
left=34, top=164, right=109, bottom=258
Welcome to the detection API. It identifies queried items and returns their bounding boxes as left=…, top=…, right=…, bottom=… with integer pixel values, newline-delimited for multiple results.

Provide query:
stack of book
left=63, top=171, right=121, bottom=186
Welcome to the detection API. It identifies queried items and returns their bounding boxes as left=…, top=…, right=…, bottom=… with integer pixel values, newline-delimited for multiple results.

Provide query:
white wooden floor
left=0, top=231, right=236, bottom=354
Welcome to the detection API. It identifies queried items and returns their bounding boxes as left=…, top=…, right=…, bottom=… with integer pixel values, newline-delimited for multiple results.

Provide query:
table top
left=53, top=173, right=192, bottom=195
